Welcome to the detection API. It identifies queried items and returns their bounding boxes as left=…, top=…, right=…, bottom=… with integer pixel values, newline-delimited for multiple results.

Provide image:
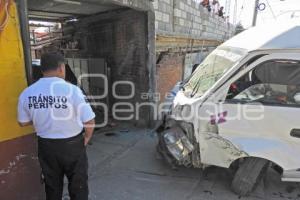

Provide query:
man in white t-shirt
left=18, top=53, right=95, bottom=200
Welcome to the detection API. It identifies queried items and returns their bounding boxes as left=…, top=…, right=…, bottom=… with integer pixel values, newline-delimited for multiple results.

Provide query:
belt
left=38, top=132, right=83, bottom=142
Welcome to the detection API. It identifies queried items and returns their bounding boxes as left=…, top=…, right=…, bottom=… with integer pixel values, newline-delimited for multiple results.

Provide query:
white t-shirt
left=18, top=77, right=96, bottom=139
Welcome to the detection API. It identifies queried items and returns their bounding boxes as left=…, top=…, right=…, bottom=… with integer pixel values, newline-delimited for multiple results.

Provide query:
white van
left=156, top=22, right=300, bottom=196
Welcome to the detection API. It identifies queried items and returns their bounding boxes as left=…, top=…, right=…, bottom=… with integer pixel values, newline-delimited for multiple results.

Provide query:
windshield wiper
left=190, top=80, right=202, bottom=97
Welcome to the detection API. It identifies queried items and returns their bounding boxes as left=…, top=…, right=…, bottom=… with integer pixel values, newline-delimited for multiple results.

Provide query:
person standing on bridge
left=201, top=0, right=211, bottom=12
left=218, top=6, right=224, bottom=18
left=17, top=53, right=95, bottom=200
left=212, top=0, right=220, bottom=14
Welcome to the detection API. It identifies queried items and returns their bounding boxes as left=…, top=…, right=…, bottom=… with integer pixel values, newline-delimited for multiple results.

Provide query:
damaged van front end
left=156, top=21, right=300, bottom=196
left=157, top=118, right=201, bottom=169
left=157, top=92, right=249, bottom=171
left=157, top=45, right=249, bottom=169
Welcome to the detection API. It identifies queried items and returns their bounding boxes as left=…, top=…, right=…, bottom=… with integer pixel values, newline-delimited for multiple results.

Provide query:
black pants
left=38, top=134, right=88, bottom=200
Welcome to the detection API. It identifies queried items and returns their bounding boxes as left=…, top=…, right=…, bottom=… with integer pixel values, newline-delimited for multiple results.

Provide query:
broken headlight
left=163, top=127, right=194, bottom=161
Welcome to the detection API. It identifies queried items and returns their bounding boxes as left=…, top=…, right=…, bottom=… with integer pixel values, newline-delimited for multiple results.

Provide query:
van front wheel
left=231, top=158, right=269, bottom=196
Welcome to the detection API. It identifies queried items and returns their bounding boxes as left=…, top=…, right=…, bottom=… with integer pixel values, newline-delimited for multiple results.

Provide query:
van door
left=199, top=53, right=300, bottom=171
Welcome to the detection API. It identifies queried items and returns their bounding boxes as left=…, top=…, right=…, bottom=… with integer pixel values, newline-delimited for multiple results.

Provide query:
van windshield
left=183, top=47, right=247, bottom=98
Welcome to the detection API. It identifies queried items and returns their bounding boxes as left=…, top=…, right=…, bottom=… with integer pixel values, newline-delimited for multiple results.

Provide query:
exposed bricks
left=153, top=0, right=235, bottom=41
left=156, top=53, right=184, bottom=102
left=64, top=9, right=150, bottom=124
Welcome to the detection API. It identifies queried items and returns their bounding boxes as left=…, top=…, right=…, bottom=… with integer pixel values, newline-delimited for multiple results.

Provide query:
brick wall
left=152, top=0, right=236, bottom=102
left=157, top=53, right=185, bottom=102
left=153, top=0, right=235, bottom=41
left=102, top=0, right=235, bottom=42
left=108, top=0, right=153, bottom=11
left=61, top=0, right=237, bottom=121
left=63, top=9, right=150, bottom=124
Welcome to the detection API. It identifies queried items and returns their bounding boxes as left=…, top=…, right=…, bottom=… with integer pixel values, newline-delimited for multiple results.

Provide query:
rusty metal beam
left=156, top=35, right=221, bottom=52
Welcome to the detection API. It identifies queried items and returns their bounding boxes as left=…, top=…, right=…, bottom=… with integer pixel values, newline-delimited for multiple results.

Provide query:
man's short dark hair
left=40, top=53, right=65, bottom=72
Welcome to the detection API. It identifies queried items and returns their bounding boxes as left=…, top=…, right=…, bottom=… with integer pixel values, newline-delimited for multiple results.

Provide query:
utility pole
left=225, top=0, right=231, bottom=20
left=233, top=0, right=238, bottom=25
left=252, top=0, right=259, bottom=26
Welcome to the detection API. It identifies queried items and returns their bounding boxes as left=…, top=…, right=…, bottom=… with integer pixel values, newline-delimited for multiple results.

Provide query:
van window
left=183, top=46, right=247, bottom=98
left=226, top=60, right=300, bottom=106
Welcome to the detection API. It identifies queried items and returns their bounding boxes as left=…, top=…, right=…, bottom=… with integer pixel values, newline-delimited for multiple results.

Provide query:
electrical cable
left=237, top=0, right=246, bottom=19
left=265, top=0, right=277, bottom=20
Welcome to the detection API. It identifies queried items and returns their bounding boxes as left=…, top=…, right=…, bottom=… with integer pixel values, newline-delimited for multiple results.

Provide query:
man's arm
left=73, top=86, right=96, bottom=146
left=18, top=121, right=32, bottom=127
left=83, top=119, right=95, bottom=146
left=18, top=93, right=32, bottom=127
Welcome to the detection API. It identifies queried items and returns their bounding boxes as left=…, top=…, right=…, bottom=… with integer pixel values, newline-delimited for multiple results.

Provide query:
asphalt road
left=63, top=126, right=300, bottom=200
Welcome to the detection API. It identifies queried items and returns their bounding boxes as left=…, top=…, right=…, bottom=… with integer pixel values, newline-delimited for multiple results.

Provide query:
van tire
left=231, top=158, right=269, bottom=196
